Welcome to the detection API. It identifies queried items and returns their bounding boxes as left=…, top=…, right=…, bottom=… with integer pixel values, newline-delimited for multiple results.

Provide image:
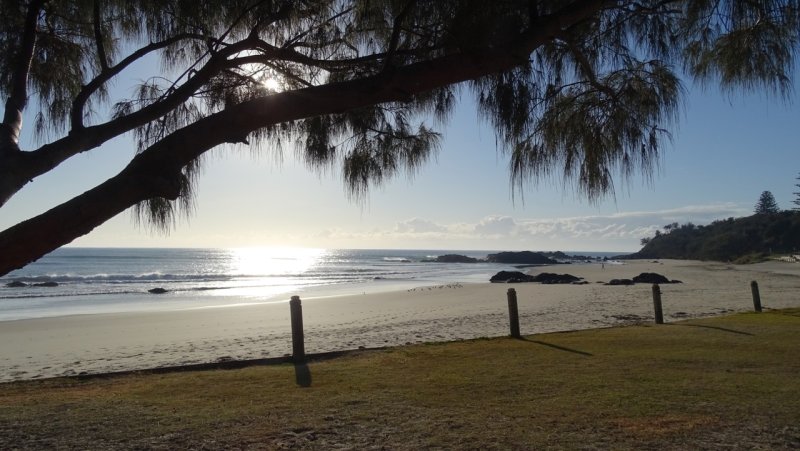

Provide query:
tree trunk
left=0, top=0, right=608, bottom=275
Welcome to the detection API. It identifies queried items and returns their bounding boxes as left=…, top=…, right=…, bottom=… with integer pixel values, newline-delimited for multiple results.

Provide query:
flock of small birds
left=407, top=283, right=464, bottom=292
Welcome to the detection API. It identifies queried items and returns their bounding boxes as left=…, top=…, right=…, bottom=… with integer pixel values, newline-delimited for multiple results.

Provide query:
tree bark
left=0, top=0, right=608, bottom=275
left=0, top=36, right=260, bottom=208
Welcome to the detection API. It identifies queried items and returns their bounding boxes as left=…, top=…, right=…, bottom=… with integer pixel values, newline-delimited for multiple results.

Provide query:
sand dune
left=1, top=259, right=798, bottom=382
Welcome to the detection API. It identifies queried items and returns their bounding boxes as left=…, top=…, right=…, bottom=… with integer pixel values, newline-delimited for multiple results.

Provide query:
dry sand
left=1, top=259, right=799, bottom=382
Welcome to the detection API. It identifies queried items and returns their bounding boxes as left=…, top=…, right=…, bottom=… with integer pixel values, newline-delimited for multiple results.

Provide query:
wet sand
left=1, top=259, right=798, bottom=382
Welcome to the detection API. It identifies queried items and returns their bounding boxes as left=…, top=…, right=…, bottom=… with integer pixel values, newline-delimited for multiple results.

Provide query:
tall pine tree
left=755, top=191, right=780, bottom=214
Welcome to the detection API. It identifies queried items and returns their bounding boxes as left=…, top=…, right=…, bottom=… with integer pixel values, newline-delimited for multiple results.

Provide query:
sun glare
left=229, top=247, right=325, bottom=276
left=262, top=77, right=281, bottom=92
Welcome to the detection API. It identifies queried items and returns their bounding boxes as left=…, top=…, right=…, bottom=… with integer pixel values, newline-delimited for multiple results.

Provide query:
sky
left=1, top=72, right=799, bottom=253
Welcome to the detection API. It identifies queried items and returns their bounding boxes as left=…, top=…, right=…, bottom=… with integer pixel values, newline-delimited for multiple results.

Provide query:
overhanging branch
left=0, top=0, right=610, bottom=275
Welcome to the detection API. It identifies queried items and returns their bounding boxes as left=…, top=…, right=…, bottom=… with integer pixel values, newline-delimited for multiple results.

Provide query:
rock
left=489, top=271, right=535, bottom=283
left=148, top=287, right=168, bottom=294
left=5, top=281, right=27, bottom=287
left=632, top=272, right=681, bottom=284
left=431, top=254, right=479, bottom=263
left=530, top=272, right=583, bottom=284
left=605, top=279, right=635, bottom=286
left=632, top=272, right=670, bottom=284
left=485, top=251, right=559, bottom=265
left=33, top=281, right=58, bottom=287
left=490, top=271, right=583, bottom=284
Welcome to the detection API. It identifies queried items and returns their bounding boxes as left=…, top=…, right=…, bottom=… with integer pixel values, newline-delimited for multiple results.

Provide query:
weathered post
left=507, top=288, right=521, bottom=338
left=750, top=281, right=762, bottom=313
left=652, top=284, right=664, bottom=324
left=289, top=295, right=305, bottom=363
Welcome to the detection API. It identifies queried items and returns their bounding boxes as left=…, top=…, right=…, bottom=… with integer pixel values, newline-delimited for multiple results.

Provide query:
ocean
left=0, top=247, right=620, bottom=321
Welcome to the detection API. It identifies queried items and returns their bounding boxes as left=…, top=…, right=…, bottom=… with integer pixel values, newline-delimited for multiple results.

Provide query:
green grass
left=2, top=309, right=799, bottom=449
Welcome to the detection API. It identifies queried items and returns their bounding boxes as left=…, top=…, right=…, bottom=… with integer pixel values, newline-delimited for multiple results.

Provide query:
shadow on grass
left=520, top=338, right=593, bottom=356
left=294, top=362, right=312, bottom=387
left=670, top=323, right=754, bottom=336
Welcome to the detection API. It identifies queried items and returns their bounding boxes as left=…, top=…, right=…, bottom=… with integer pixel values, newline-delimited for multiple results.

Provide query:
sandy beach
left=1, top=259, right=799, bottom=382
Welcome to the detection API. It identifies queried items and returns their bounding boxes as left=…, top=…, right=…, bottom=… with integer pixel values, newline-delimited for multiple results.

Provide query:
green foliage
left=755, top=190, right=780, bottom=214
left=632, top=211, right=800, bottom=261
left=1, top=0, right=799, bottom=231
left=793, top=173, right=800, bottom=211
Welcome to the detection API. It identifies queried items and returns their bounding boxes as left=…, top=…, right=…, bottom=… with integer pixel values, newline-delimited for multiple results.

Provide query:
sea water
left=0, top=248, right=620, bottom=321
left=0, top=248, right=494, bottom=320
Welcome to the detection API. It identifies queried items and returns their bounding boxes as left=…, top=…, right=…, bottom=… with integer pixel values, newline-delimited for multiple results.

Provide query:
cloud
left=474, top=216, right=517, bottom=237
left=394, top=218, right=447, bottom=234
left=297, top=203, right=749, bottom=251
left=608, top=203, right=748, bottom=222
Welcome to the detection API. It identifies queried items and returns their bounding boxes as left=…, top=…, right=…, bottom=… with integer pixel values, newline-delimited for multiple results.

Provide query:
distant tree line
left=632, top=211, right=800, bottom=263
left=629, top=176, right=800, bottom=262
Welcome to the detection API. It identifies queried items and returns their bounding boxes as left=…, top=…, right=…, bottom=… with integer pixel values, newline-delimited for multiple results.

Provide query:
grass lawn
left=2, top=309, right=799, bottom=449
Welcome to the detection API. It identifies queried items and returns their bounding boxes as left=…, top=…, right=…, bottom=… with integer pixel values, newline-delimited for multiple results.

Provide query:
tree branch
left=246, top=40, right=436, bottom=73
left=0, top=0, right=611, bottom=274
left=69, top=32, right=208, bottom=130
left=565, top=38, right=617, bottom=98
left=1, top=0, right=45, bottom=151
left=382, top=0, right=417, bottom=72
left=0, top=36, right=259, bottom=208
left=92, top=0, right=109, bottom=72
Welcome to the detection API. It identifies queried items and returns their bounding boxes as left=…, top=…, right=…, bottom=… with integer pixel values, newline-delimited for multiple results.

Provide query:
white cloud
left=291, top=203, right=749, bottom=251
left=394, top=218, right=447, bottom=234
left=474, top=215, right=517, bottom=237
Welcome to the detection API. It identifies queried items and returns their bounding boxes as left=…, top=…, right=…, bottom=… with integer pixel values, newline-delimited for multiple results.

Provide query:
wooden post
left=289, top=295, right=305, bottom=363
left=652, top=284, right=664, bottom=324
left=507, top=288, right=521, bottom=338
left=751, top=281, right=762, bottom=313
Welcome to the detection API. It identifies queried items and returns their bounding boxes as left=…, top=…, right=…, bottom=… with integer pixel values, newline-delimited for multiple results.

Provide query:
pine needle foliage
left=793, top=173, right=800, bottom=211
left=755, top=190, right=781, bottom=214
left=1, top=0, right=799, bottom=233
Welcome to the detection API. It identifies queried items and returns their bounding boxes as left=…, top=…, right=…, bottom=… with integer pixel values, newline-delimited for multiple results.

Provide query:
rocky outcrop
left=486, top=251, right=559, bottom=265
left=428, top=254, right=479, bottom=263
left=530, top=273, right=583, bottom=284
left=148, top=287, right=168, bottom=294
left=490, top=271, right=583, bottom=284
left=603, top=273, right=682, bottom=286
left=33, top=281, right=59, bottom=287
left=605, top=279, right=635, bottom=286
left=5, top=280, right=59, bottom=287
left=490, top=271, right=535, bottom=283
left=632, top=272, right=682, bottom=284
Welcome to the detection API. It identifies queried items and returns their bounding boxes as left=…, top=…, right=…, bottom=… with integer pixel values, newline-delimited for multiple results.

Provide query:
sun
left=262, top=77, right=281, bottom=92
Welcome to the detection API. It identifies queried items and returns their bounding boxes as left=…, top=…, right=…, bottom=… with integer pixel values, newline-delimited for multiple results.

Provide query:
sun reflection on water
left=211, top=247, right=328, bottom=299
left=229, top=247, right=327, bottom=276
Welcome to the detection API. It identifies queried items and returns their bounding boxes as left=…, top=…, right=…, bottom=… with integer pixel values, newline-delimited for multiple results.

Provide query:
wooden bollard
left=751, top=281, right=762, bottom=313
left=652, top=284, right=664, bottom=324
left=507, top=288, right=521, bottom=338
left=289, top=296, right=305, bottom=363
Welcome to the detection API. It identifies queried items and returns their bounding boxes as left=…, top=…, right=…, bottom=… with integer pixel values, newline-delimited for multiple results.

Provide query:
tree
left=663, top=222, right=679, bottom=233
left=755, top=191, right=780, bottom=214
left=1, top=1, right=799, bottom=275
left=793, top=173, right=800, bottom=211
